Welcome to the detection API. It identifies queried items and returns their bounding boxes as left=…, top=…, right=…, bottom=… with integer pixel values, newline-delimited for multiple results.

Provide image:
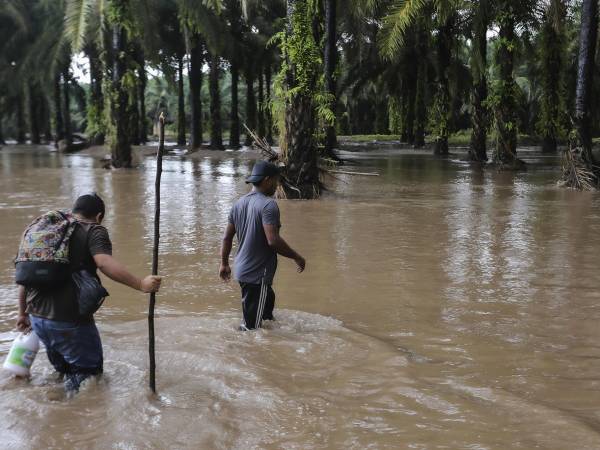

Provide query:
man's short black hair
left=73, top=193, right=106, bottom=219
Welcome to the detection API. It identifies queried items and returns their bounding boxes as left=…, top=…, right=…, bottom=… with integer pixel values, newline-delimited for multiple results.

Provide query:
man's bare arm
left=263, top=224, right=305, bottom=272
left=93, top=253, right=161, bottom=293
left=219, top=223, right=235, bottom=281
left=16, top=285, right=30, bottom=332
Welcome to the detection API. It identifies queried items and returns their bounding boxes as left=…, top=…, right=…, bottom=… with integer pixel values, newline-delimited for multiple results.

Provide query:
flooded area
left=1, top=144, right=600, bottom=449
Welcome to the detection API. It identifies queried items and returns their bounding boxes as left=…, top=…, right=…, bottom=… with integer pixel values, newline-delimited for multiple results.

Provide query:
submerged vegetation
left=1, top=0, right=600, bottom=193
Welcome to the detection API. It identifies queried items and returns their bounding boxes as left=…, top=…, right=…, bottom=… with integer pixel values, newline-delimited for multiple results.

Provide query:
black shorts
left=240, top=282, right=275, bottom=329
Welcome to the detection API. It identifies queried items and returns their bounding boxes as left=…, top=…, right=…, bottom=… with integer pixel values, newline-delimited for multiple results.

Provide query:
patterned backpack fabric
left=15, top=211, right=76, bottom=286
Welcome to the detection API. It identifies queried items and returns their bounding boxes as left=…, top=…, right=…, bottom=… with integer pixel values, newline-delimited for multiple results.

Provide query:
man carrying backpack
left=15, top=193, right=161, bottom=393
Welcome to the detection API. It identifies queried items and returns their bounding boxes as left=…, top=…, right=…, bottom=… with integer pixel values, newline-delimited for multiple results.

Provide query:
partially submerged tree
left=323, top=0, right=338, bottom=154
left=467, top=0, right=492, bottom=162
left=537, top=0, right=567, bottom=153
left=276, top=0, right=325, bottom=199
left=488, top=0, right=536, bottom=170
left=209, top=52, right=225, bottom=149
left=561, top=0, right=598, bottom=189
left=379, top=0, right=461, bottom=155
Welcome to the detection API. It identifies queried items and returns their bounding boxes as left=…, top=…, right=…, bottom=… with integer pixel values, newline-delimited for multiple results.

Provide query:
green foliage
left=429, top=88, right=450, bottom=139
left=273, top=1, right=334, bottom=138
left=0, top=0, right=590, bottom=156
left=65, top=0, right=96, bottom=52
left=379, top=0, right=428, bottom=58
left=85, top=101, right=105, bottom=138
left=388, top=97, right=402, bottom=134
left=274, top=5, right=321, bottom=98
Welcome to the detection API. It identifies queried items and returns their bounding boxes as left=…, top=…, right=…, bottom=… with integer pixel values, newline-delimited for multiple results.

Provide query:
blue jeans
left=30, top=316, right=103, bottom=392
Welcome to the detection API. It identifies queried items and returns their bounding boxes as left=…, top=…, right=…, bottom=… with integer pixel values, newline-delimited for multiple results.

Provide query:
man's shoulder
left=253, top=192, right=278, bottom=208
left=74, top=222, right=110, bottom=237
left=262, top=197, right=278, bottom=211
left=234, top=191, right=275, bottom=206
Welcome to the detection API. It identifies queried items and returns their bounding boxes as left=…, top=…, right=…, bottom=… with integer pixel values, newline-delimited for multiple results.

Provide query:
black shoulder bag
left=72, top=223, right=109, bottom=316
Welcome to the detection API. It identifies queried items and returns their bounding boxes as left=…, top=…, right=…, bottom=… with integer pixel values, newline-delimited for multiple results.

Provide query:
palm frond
left=379, top=0, right=428, bottom=58
left=0, top=0, right=30, bottom=34
left=65, top=0, right=94, bottom=51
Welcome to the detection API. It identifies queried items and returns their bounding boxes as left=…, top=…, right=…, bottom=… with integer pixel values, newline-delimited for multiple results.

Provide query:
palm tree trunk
left=403, top=70, right=416, bottom=144
left=413, top=22, right=427, bottom=148
left=324, top=0, right=337, bottom=153
left=493, top=4, right=522, bottom=169
left=177, top=56, right=186, bottom=146
left=265, top=64, right=274, bottom=145
left=226, top=0, right=242, bottom=149
left=229, top=62, right=241, bottom=148
left=62, top=67, right=72, bottom=145
left=138, top=67, right=147, bottom=144
left=137, top=50, right=147, bottom=144
left=414, top=72, right=426, bottom=148
left=28, top=82, right=41, bottom=145
left=129, top=79, right=140, bottom=145
left=281, top=0, right=320, bottom=199
left=574, top=0, right=597, bottom=160
left=188, top=34, right=203, bottom=149
left=561, top=0, right=598, bottom=188
left=540, top=0, right=566, bottom=153
left=41, top=96, right=52, bottom=143
left=244, top=64, right=257, bottom=146
left=0, top=111, right=4, bottom=145
left=53, top=74, right=64, bottom=146
left=257, top=63, right=266, bottom=139
left=128, top=44, right=140, bottom=146
left=209, top=53, right=224, bottom=150
left=433, top=20, right=453, bottom=156
left=86, top=43, right=105, bottom=145
left=15, top=90, right=26, bottom=144
left=469, top=14, right=489, bottom=162
left=108, top=14, right=132, bottom=168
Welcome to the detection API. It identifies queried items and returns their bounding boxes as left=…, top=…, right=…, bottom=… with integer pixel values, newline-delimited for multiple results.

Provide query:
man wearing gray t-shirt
left=220, top=161, right=306, bottom=330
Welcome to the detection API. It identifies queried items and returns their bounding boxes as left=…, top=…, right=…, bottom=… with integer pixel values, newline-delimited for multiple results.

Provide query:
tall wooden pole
left=149, top=112, right=164, bottom=393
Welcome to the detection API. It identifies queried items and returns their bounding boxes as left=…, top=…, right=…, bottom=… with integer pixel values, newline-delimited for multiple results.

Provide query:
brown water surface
left=1, top=144, right=600, bottom=449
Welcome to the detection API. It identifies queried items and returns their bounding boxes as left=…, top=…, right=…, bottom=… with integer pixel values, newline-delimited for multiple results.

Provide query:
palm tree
left=1, top=0, right=69, bottom=145
left=244, top=61, right=257, bottom=145
left=177, top=54, right=187, bottom=146
left=178, top=0, right=230, bottom=149
left=561, top=0, right=598, bottom=188
left=379, top=0, right=462, bottom=155
left=187, top=30, right=204, bottom=149
left=225, top=0, right=243, bottom=148
left=490, top=1, right=529, bottom=169
left=323, top=0, right=337, bottom=153
left=413, top=19, right=428, bottom=148
left=65, top=0, right=135, bottom=165
left=84, top=41, right=105, bottom=145
left=493, top=3, right=518, bottom=167
left=208, top=52, right=225, bottom=149
left=279, top=0, right=322, bottom=198
left=467, top=0, right=492, bottom=162
left=538, top=0, right=567, bottom=153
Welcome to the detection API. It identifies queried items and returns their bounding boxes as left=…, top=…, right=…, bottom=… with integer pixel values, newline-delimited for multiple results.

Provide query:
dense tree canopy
left=0, top=0, right=599, bottom=192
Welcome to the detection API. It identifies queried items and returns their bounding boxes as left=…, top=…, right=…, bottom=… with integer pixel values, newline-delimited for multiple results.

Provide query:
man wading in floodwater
left=220, top=161, right=306, bottom=330
left=16, top=194, right=162, bottom=393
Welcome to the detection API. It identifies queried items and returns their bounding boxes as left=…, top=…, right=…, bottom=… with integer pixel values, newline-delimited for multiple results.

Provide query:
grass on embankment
left=338, top=130, right=544, bottom=147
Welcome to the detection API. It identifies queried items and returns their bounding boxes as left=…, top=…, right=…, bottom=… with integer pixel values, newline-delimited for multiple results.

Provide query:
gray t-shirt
left=228, top=191, right=281, bottom=285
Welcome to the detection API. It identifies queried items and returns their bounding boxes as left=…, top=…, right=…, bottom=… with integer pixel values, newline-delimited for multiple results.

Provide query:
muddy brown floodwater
left=1, top=144, right=600, bottom=449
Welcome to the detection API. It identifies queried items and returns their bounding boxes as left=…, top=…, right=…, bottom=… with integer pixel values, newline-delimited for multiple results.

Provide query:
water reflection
left=2, top=146, right=600, bottom=448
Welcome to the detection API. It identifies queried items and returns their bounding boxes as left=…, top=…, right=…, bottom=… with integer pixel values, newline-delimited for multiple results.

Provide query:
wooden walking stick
left=148, top=112, right=165, bottom=393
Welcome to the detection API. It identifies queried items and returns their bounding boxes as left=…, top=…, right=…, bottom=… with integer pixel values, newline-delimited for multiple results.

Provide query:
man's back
left=229, top=191, right=280, bottom=285
left=26, top=222, right=112, bottom=322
